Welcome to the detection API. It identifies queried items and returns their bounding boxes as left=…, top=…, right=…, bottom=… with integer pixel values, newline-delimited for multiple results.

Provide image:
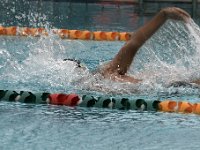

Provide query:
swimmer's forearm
left=131, top=10, right=166, bottom=47
left=109, top=10, right=167, bottom=74
left=102, top=7, right=190, bottom=76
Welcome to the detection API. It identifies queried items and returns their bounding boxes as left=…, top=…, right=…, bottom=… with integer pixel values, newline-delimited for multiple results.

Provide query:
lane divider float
left=1, top=90, right=200, bottom=115
left=0, top=90, right=80, bottom=106
left=18, top=27, right=48, bottom=36
left=0, top=26, right=131, bottom=41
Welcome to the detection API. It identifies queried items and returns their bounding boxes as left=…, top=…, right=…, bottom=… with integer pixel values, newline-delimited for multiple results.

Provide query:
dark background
left=0, top=0, right=199, bottom=31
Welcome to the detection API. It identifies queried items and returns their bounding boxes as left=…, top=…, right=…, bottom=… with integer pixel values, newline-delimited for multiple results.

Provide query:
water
left=1, top=0, right=200, bottom=150
left=1, top=102, right=200, bottom=150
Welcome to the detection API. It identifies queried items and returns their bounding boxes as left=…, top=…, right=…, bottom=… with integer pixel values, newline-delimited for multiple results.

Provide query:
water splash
left=1, top=14, right=200, bottom=96
left=127, top=20, right=198, bottom=87
left=77, top=19, right=200, bottom=96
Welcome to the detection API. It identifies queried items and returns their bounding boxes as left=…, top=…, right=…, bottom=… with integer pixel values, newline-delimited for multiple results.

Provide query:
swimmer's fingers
left=176, top=7, right=190, bottom=18
left=162, top=7, right=191, bottom=22
left=176, top=7, right=191, bottom=22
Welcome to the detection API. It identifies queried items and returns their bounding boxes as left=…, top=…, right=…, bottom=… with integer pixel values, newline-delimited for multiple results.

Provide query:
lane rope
left=0, top=26, right=131, bottom=41
left=0, top=90, right=200, bottom=115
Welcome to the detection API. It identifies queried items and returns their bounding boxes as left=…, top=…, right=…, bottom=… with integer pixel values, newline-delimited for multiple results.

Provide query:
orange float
left=93, top=31, right=107, bottom=40
left=5, top=26, right=17, bottom=36
left=57, top=29, right=69, bottom=39
left=193, top=103, right=200, bottom=114
left=18, top=27, right=47, bottom=36
left=177, top=101, right=193, bottom=113
left=69, top=30, right=80, bottom=39
left=159, top=100, right=194, bottom=114
left=158, top=100, right=177, bottom=112
left=19, top=27, right=35, bottom=36
left=68, top=30, right=92, bottom=40
left=0, top=26, right=17, bottom=36
left=80, top=30, right=92, bottom=40
left=0, top=26, right=6, bottom=35
left=105, top=32, right=119, bottom=41
left=119, top=32, right=131, bottom=41
left=37, top=28, right=48, bottom=36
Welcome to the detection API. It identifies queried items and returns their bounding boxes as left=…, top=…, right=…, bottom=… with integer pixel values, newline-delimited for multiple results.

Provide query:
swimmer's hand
left=161, top=7, right=191, bottom=23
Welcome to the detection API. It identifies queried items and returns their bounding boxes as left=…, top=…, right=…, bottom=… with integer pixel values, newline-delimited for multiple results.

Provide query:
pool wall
left=0, top=0, right=199, bottom=30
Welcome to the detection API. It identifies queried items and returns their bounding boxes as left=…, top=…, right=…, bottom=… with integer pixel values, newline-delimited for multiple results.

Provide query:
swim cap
left=63, top=58, right=86, bottom=69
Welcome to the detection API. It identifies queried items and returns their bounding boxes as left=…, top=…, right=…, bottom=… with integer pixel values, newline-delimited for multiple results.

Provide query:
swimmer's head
left=63, top=58, right=87, bottom=70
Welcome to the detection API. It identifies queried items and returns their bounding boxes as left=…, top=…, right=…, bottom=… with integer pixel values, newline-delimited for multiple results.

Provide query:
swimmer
left=98, top=7, right=191, bottom=84
left=66, top=7, right=196, bottom=86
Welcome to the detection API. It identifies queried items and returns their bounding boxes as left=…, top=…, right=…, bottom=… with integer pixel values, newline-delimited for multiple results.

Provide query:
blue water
left=1, top=1, right=200, bottom=150
left=1, top=102, right=200, bottom=150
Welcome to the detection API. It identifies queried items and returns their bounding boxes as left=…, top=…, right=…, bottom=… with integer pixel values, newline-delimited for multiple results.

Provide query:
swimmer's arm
left=110, top=10, right=166, bottom=75
left=102, top=7, right=190, bottom=76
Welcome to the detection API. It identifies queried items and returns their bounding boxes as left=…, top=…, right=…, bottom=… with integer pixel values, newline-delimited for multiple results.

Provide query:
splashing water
left=0, top=34, right=92, bottom=93
left=125, top=19, right=200, bottom=94
left=73, top=19, right=200, bottom=96
left=77, top=19, right=200, bottom=96
left=1, top=16, right=200, bottom=96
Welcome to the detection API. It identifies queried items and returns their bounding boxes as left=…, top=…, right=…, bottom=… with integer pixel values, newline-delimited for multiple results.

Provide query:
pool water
left=1, top=102, right=200, bottom=150
left=1, top=1, right=200, bottom=150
